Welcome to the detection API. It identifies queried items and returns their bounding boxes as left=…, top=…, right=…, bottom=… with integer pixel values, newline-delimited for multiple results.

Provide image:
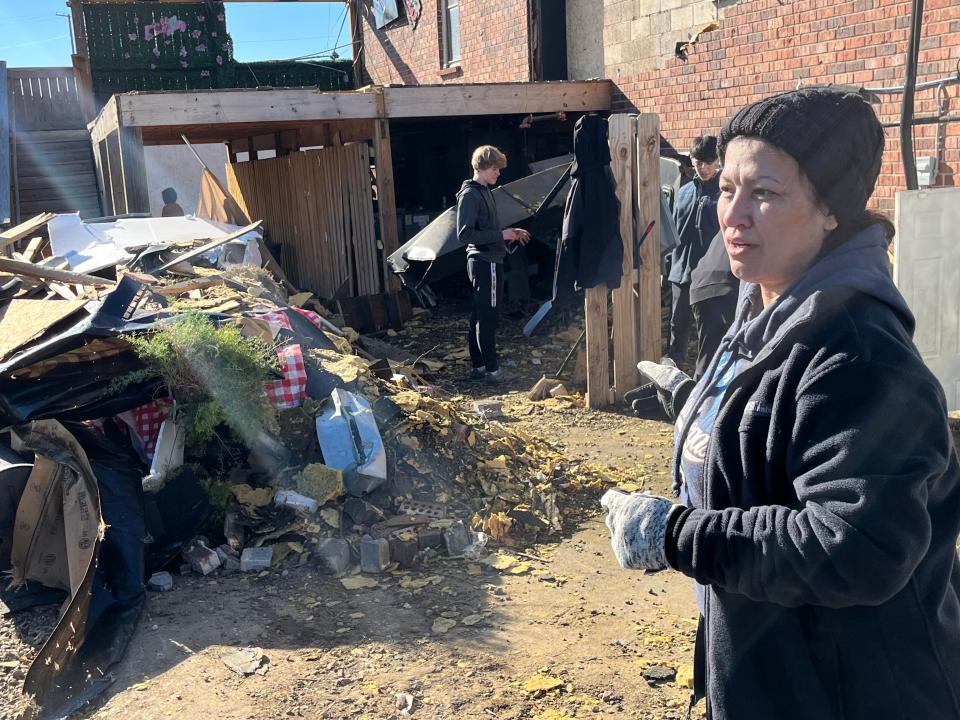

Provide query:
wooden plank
left=0, top=61, right=9, bottom=225
left=373, top=119, right=400, bottom=292
left=0, top=257, right=113, bottom=285
left=89, top=96, right=119, bottom=145
left=609, top=114, right=639, bottom=400
left=383, top=81, right=613, bottom=119
left=635, top=114, right=662, bottom=362
left=119, top=90, right=378, bottom=128
left=22, top=237, right=45, bottom=262
left=585, top=284, right=611, bottom=409
left=118, top=124, right=147, bottom=214
left=110, top=82, right=611, bottom=130
left=104, top=131, right=125, bottom=216
left=0, top=214, right=54, bottom=251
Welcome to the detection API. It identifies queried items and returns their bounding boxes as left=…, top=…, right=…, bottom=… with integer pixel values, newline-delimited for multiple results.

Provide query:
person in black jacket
left=602, top=89, right=960, bottom=720
left=456, top=145, right=529, bottom=383
left=689, top=231, right=738, bottom=379
left=665, top=135, right=721, bottom=367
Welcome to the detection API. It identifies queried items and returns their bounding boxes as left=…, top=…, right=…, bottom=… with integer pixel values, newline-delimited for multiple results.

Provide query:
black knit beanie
left=718, top=88, right=885, bottom=224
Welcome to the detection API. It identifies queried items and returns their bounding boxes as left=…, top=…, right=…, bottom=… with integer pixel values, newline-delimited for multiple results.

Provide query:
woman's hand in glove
left=600, top=489, right=679, bottom=571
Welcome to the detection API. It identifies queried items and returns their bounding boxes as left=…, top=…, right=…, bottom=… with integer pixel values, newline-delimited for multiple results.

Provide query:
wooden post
left=373, top=118, right=400, bottom=292
left=118, top=124, right=149, bottom=213
left=585, top=284, right=611, bottom=409
left=69, top=1, right=95, bottom=121
left=609, top=114, right=639, bottom=400
left=0, top=61, right=9, bottom=226
left=635, top=114, right=662, bottom=361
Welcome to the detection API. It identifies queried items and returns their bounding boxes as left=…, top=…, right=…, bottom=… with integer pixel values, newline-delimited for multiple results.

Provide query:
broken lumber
left=22, top=237, right=44, bottom=262
left=153, top=276, right=224, bottom=297
left=0, top=257, right=115, bottom=286
left=0, top=213, right=54, bottom=251
left=154, top=221, right=263, bottom=274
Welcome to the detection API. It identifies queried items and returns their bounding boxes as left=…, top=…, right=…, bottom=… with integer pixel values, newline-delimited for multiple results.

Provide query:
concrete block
left=360, top=535, right=390, bottom=573
left=389, top=531, right=419, bottom=568
left=222, top=556, right=241, bottom=574
left=671, top=5, right=694, bottom=32
left=316, top=537, right=352, bottom=574
left=472, top=399, right=503, bottom=419
left=184, top=543, right=221, bottom=576
left=418, top=526, right=445, bottom=550
left=240, top=546, right=273, bottom=573
left=147, top=571, right=173, bottom=592
left=216, top=545, right=239, bottom=565
left=443, top=520, right=471, bottom=557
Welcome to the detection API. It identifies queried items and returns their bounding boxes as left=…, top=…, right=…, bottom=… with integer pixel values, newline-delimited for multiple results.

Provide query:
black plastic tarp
left=387, top=161, right=571, bottom=289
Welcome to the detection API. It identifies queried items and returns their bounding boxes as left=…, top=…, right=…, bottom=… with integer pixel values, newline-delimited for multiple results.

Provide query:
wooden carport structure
left=87, top=80, right=612, bottom=297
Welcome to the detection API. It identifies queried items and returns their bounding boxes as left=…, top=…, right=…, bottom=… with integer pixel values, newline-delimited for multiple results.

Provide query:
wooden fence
left=7, top=68, right=85, bottom=132
left=584, top=113, right=662, bottom=408
left=227, top=145, right=382, bottom=299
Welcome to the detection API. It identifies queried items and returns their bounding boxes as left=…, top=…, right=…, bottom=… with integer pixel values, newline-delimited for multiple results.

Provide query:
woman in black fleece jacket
left=601, top=89, right=960, bottom=720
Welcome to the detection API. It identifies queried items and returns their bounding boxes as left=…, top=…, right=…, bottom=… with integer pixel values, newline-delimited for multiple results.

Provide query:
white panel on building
left=894, top=187, right=960, bottom=411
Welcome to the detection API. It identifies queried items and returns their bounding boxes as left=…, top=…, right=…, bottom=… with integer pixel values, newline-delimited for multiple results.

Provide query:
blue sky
left=0, top=1, right=350, bottom=68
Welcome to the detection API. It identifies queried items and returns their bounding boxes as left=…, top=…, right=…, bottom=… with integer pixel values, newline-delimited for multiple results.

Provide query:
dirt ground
left=1, top=300, right=702, bottom=720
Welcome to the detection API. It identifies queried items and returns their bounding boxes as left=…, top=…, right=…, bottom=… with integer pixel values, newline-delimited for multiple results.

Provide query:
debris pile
left=0, top=211, right=608, bottom=719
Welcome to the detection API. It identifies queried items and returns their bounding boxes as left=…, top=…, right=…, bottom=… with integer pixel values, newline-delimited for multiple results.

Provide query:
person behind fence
left=665, top=135, right=722, bottom=367
left=601, top=88, right=960, bottom=719
left=456, top=145, right=529, bottom=383
left=161, top=187, right=185, bottom=217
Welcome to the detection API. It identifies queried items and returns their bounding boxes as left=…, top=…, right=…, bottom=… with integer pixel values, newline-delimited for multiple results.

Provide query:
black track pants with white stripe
left=467, top=257, right=503, bottom=373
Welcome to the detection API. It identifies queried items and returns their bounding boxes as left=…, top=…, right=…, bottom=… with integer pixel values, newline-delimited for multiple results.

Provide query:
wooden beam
left=89, top=94, right=118, bottom=145
left=585, top=284, right=610, bottom=409
left=373, top=116, right=399, bottom=292
left=0, top=214, right=54, bottom=251
left=609, top=114, right=638, bottom=400
left=119, top=90, right=378, bottom=128
left=109, top=81, right=611, bottom=130
left=383, top=81, right=612, bottom=118
left=635, top=114, right=662, bottom=362
left=0, top=257, right=114, bottom=285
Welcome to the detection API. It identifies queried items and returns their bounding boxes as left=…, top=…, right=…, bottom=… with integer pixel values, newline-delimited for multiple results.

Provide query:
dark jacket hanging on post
left=554, top=114, right=623, bottom=295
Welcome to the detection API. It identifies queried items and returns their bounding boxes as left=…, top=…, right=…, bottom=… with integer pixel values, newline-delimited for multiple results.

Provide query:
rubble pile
left=0, top=212, right=609, bottom=719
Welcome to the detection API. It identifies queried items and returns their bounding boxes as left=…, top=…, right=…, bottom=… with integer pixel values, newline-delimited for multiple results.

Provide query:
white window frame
left=441, top=0, right=461, bottom=66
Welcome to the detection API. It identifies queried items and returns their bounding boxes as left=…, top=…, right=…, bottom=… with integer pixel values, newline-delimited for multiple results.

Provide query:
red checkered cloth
left=265, top=343, right=306, bottom=409
left=291, top=307, right=327, bottom=332
left=253, top=311, right=292, bottom=334
left=133, top=399, right=173, bottom=459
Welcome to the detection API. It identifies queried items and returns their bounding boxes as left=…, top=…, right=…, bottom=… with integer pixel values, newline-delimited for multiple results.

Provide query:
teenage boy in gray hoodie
left=456, top=145, right=529, bottom=383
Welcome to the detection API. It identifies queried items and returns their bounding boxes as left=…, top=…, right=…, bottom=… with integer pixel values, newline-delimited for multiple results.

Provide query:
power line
left=0, top=35, right=69, bottom=51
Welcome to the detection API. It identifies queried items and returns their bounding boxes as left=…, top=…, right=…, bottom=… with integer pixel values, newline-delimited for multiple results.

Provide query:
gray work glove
left=601, top=489, right=678, bottom=571
left=636, top=360, right=695, bottom=421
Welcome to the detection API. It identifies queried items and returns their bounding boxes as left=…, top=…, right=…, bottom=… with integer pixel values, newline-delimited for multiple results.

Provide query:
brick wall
left=604, top=0, right=960, bottom=216
left=360, top=0, right=532, bottom=86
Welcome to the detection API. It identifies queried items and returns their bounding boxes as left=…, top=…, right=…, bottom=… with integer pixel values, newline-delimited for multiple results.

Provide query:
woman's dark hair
left=690, top=135, right=718, bottom=162
left=821, top=209, right=896, bottom=257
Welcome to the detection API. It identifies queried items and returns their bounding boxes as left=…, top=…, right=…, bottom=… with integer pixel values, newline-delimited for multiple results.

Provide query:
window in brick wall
left=442, top=0, right=461, bottom=65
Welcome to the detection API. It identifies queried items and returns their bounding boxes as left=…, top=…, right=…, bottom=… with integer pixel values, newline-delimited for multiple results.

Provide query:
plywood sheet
left=0, top=296, right=89, bottom=361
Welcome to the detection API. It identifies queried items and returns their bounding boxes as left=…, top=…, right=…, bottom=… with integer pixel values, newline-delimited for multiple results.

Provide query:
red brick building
left=360, top=0, right=959, bottom=216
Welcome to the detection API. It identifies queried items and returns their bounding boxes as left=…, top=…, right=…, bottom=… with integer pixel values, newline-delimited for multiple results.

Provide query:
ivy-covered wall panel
left=85, top=2, right=353, bottom=107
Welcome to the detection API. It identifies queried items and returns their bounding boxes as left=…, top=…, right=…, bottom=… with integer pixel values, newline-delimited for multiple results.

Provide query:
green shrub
left=123, top=313, right=279, bottom=448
